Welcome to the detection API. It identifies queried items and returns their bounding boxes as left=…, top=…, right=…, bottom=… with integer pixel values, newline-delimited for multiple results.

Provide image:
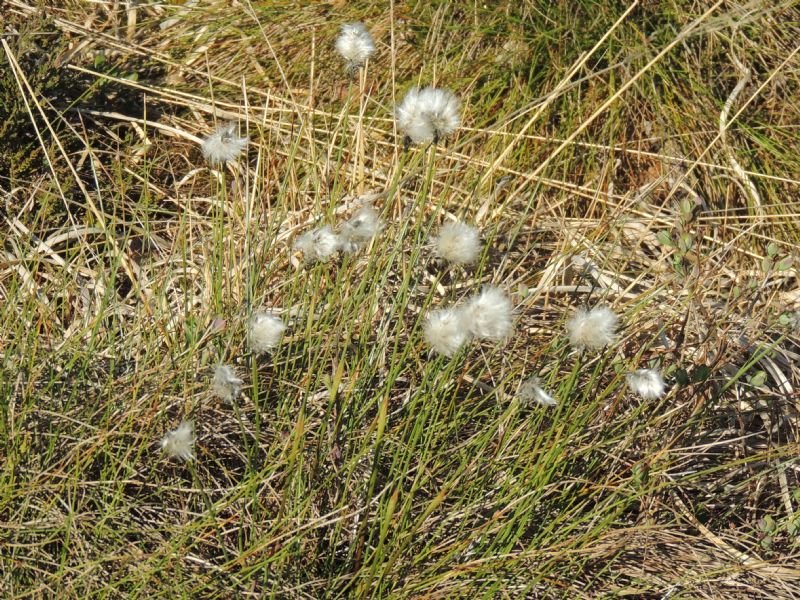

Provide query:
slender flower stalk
left=161, top=420, right=195, bottom=461
left=396, top=87, right=461, bottom=145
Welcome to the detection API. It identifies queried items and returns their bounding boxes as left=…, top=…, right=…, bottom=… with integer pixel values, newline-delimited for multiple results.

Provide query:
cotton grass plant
left=5, top=3, right=800, bottom=599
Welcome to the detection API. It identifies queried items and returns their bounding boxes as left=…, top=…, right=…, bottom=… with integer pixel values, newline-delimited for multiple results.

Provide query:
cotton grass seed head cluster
left=423, top=287, right=513, bottom=356
left=396, top=87, right=461, bottom=144
left=335, top=22, right=375, bottom=71
left=461, top=286, right=514, bottom=341
left=626, top=368, right=667, bottom=400
left=295, top=207, right=382, bottom=262
left=212, top=365, right=243, bottom=402
left=338, top=206, right=383, bottom=253
left=161, top=421, right=195, bottom=462
left=565, top=306, right=619, bottom=350
left=248, top=312, right=286, bottom=354
left=201, top=122, right=248, bottom=165
left=433, top=221, right=482, bottom=265
left=423, top=307, right=471, bottom=357
left=518, top=376, right=557, bottom=408
left=294, top=225, right=341, bottom=263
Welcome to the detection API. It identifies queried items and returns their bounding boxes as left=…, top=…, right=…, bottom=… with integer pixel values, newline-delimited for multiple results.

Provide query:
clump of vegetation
left=2, top=1, right=800, bottom=598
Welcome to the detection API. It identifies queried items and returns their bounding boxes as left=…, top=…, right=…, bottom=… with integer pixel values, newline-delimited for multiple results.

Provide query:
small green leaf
left=679, top=198, right=693, bottom=217
left=762, top=256, right=773, bottom=272
left=678, top=233, right=694, bottom=253
left=767, top=242, right=779, bottom=257
left=761, top=514, right=776, bottom=533
left=656, top=230, right=673, bottom=247
left=749, top=370, right=767, bottom=387
left=779, top=313, right=791, bottom=326
left=691, top=364, right=711, bottom=383
left=674, top=368, right=690, bottom=386
left=776, top=257, right=793, bottom=271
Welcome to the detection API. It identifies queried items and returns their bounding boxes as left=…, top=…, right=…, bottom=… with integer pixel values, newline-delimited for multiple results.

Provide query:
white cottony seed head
left=161, top=420, right=195, bottom=461
left=565, top=306, right=619, bottom=350
left=338, top=206, right=383, bottom=253
left=396, top=87, right=461, bottom=144
left=423, top=307, right=471, bottom=357
left=201, top=122, right=248, bottom=165
left=434, top=221, right=482, bottom=265
left=518, top=376, right=557, bottom=407
left=626, top=368, right=666, bottom=400
left=212, top=364, right=244, bottom=402
left=335, top=22, right=376, bottom=70
left=248, top=312, right=286, bottom=354
left=461, top=286, right=513, bottom=341
left=294, top=225, right=341, bottom=263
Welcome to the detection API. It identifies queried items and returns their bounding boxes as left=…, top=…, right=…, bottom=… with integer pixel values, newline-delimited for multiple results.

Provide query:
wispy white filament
left=518, top=376, right=557, bottom=407
left=294, top=225, right=341, bottom=263
left=248, top=312, right=286, bottom=354
left=201, top=122, right=248, bottom=165
left=626, top=368, right=666, bottom=400
left=335, top=22, right=376, bottom=70
left=212, top=365, right=243, bottom=402
left=161, top=420, right=195, bottom=461
left=434, top=221, right=482, bottom=265
left=423, top=307, right=471, bottom=357
left=461, top=286, right=513, bottom=341
left=396, top=87, right=461, bottom=144
left=565, top=306, right=619, bottom=350
left=338, top=206, right=382, bottom=252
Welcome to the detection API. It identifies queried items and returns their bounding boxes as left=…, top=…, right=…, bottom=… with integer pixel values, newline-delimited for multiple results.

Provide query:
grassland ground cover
left=2, top=1, right=800, bottom=597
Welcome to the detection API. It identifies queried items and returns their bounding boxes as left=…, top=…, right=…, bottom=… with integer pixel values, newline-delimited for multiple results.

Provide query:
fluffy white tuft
left=201, top=122, right=248, bottom=165
left=161, top=420, right=195, bottom=461
left=212, top=364, right=243, bottom=402
left=423, top=307, right=471, bottom=357
left=461, top=286, right=513, bottom=341
left=434, top=221, right=482, bottom=265
left=335, top=22, right=376, bottom=70
left=396, top=87, right=461, bottom=144
left=565, top=306, right=619, bottom=350
left=248, top=312, right=286, bottom=354
left=518, top=376, right=557, bottom=407
left=626, top=368, right=666, bottom=400
left=294, top=225, right=341, bottom=263
left=338, top=206, right=383, bottom=252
